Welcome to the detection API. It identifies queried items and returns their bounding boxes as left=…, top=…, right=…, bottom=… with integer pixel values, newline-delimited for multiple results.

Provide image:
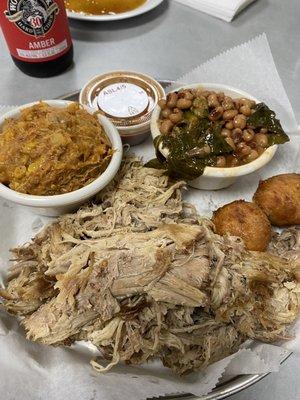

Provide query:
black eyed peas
left=158, top=99, right=167, bottom=109
left=217, top=92, right=225, bottom=101
left=227, top=155, right=239, bottom=167
left=221, top=128, right=231, bottom=138
left=257, top=146, right=265, bottom=155
left=209, top=106, right=223, bottom=121
left=158, top=88, right=271, bottom=167
left=207, top=94, right=219, bottom=108
left=166, top=92, right=178, bottom=108
left=236, top=142, right=251, bottom=156
left=254, top=133, right=268, bottom=147
left=160, top=119, right=174, bottom=134
left=222, top=96, right=235, bottom=110
left=200, top=90, right=211, bottom=98
left=180, top=90, right=194, bottom=101
left=225, top=121, right=234, bottom=129
left=223, top=109, right=238, bottom=121
left=244, top=149, right=259, bottom=163
left=231, top=128, right=243, bottom=144
left=216, top=156, right=227, bottom=167
left=233, top=114, right=247, bottom=129
left=169, top=108, right=183, bottom=124
left=242, top=128, right=255, bottom=142
left=161, top=108, right=172, bottom=118
left=239, top=98, right=255, bottom=108
left=176, top=98, right=193, bottom=109
left=240, top=105, right=252, bottom=116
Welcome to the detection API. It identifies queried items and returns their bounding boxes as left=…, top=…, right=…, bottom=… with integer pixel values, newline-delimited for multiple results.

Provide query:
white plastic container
left=0, top=100, right=123, bottom=216
left=80, top=71, right=165, bottom=146
left=150, top=83, right=278, bottom=190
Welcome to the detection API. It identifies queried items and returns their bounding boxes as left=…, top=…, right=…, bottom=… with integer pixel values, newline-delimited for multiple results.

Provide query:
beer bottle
left=0, top=0, right=73, bottom=78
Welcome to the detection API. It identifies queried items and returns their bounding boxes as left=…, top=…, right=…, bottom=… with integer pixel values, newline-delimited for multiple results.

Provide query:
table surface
left=0, top=0, right=300, bottom=399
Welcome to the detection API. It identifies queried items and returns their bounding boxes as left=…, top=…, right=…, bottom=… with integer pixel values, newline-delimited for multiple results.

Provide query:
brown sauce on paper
left=65, top=0, right=146, bottom=15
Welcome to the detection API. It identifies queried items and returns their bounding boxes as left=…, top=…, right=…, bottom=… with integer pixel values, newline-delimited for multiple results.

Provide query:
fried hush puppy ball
left=212, top=200, right=272, bottom=251
left=253, top=173, right=300, bottom=227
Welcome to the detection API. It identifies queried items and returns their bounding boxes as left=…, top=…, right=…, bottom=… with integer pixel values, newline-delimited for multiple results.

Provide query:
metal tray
left=57, top=81, right=291, bottom=400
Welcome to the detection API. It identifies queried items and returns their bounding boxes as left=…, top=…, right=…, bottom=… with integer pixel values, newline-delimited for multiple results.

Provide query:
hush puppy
left=212, top=200, right=271, bottom=251
left=253, top=173, right=300, bottom=226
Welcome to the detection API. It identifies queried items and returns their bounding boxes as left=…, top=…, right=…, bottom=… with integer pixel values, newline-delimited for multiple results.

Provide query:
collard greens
left=146, top=119, right=233, bottom=181
left=247, top=103, right=290, bottom=146
left=147, top=102, right=289, bottom=180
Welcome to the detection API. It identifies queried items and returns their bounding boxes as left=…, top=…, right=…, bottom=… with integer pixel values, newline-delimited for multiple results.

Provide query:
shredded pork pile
left=1, top=158, right=300, bottom=375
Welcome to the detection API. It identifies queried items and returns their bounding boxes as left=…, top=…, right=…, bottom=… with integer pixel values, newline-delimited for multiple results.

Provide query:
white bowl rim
left=150, top=82, right=278, bottom=178
left=0, top=100, right=123, bottom=207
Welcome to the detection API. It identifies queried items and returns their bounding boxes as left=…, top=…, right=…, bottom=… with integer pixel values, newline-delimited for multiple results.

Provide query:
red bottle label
left=0, top=0, right=72, bottom=63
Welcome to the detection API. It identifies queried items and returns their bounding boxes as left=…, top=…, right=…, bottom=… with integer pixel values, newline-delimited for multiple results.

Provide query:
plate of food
left=0, top=78, right=299, bottom=400
left=65, top=0, right=165, bottom=21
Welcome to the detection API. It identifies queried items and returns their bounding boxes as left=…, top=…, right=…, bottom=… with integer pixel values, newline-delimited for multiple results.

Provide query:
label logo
left=5, top=0, right=59, bottom=37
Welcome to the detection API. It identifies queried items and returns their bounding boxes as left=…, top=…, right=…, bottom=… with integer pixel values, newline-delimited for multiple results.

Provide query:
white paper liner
left=0, top=308, right=292, bottom=400
left=174, top=0, right=256, bottom=22
left=0, top=34, right=300, bottom=400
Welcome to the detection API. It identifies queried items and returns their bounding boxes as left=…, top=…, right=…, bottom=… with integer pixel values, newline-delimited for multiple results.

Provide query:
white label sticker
left=16, top=39, right=67, bottom=59
left=97, top=83, right=149, bottom=118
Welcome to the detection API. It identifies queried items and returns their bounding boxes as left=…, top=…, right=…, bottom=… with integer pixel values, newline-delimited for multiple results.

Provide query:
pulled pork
left=1, top=158, right=300, bottom=375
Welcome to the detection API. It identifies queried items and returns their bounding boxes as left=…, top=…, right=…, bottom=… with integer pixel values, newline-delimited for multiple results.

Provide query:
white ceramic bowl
left=0, top=100, right=123, bottom=216
left=150, top=83, right=278, bottom=190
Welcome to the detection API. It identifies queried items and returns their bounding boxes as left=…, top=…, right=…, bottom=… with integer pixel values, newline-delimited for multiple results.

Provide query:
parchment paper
left=0, top=33, right=299, bottom=400
left=173, top=0, right=257, bottom=22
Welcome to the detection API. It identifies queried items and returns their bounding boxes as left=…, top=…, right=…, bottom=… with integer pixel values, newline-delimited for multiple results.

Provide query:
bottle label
left=0, top=0, right=72, bottom=62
